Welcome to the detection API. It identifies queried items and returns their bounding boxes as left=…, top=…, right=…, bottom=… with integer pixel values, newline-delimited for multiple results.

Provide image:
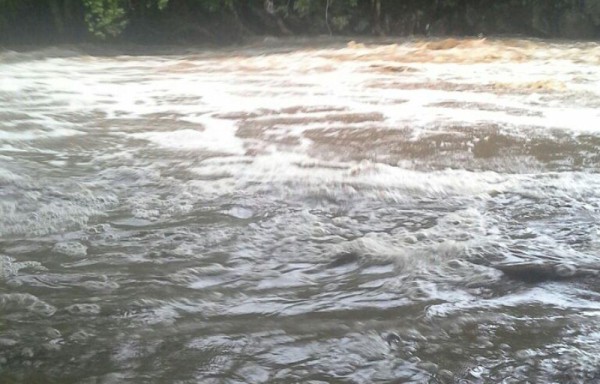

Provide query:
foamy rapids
left=1, top=37, right=600, bottom=382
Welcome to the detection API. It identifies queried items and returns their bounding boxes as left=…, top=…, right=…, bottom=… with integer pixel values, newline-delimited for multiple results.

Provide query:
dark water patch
left=303, top=125, right=600, bottom=172
left=368, top=64, right=420, bottom=73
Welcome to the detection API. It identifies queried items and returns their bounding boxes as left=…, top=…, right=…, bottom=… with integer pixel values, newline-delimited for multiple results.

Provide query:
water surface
left=1, top=37, right=600, bottom=383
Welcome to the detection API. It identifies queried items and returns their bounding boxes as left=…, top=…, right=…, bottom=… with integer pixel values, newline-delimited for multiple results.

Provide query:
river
left=1, top=37, right=600, bottom=383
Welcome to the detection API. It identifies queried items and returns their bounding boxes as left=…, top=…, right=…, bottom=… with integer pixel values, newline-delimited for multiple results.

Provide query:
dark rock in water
left=328, top=251, right=360, bottom=268
left=385, top=333, right=401, bottom=346
left=495, top=263, right=560, bottom=283
left=494, top=262, right=597, bottom=283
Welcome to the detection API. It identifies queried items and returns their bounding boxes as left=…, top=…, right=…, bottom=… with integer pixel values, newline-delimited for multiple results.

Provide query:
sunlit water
left=1, top=37, right=600, bottom=383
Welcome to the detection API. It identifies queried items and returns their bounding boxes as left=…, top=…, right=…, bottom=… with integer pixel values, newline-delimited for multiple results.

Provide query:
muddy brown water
left=1, top=37, right=600, bottom=383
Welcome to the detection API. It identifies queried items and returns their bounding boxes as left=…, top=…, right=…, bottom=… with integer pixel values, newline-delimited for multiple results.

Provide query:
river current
left=1, top=37, right=600, bottom=383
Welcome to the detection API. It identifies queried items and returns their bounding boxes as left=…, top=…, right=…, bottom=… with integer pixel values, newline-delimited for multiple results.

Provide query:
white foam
left=130, top=120, right=244, bottom=154
left=0, top=255, right=44, bottom=279
left=65, top=303, right=101, bottom=315
left=0, top=293, right=56, bottom=317
left=52, top=241, right=88, bottom=258
left=426, top=284, right=600, bottom=318
left=0, top=126, right=81, bottom=141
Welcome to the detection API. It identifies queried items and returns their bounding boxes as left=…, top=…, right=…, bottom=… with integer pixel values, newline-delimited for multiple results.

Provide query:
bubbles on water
left=0, top=181, right=119, bottom=237
left=68, top=329, right=94, bottom=342
left=80, top=279, right=120, bottom=291
left=0, top=293, right=56, bottom=317
left=65, top=303, right=101, bottom=315
left=0, top=255, right=44, bottom=279
left=52, top=241, right=88, bottom=258
left=45, top=328, right=61, bottom=339
left=0, top=338, right=18, bottom=347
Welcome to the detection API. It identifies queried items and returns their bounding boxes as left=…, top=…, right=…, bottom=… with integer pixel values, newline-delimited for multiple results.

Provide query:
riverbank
left=1, top=1, right=599, bottom=46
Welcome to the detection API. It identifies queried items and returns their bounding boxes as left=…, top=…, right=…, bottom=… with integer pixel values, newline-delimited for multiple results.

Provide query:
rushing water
left=1, top=37, right=600, bottom=383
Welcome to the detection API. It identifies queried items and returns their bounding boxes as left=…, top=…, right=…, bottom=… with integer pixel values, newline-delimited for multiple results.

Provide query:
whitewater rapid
left=1, top=37, right=600, bottom=383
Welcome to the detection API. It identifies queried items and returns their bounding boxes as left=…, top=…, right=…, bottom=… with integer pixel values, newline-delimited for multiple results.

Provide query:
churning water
left=1, top=37, right=600, bottom=383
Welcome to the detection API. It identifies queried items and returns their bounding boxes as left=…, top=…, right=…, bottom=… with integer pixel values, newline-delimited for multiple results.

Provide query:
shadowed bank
left=1, top=0, right=600, bottom=46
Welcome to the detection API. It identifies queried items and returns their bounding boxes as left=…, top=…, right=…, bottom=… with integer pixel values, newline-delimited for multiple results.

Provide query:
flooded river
left=1, top=37, right=600, bottom=383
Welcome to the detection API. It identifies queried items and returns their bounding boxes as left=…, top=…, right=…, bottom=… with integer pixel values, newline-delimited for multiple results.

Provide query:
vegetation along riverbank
left=1, top=0, right=600, bottom=46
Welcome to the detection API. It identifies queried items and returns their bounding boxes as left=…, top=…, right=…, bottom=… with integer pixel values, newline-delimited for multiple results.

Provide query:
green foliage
left=157, top=0, right=169, bottom=11
left=77, top=0, right=239, bottom=39
left=193, top=0, right=234, bottom=12
left=293, top=0, right=312, bottom=16
left=291, top=0, right=359, bottom=31
left=0, top=0, right=24, bottom=30
left=1, top=0, right=599, bottom=42
left=83, top=0, right=128, bottom=38
left=293, top=0, right=357, bottom=17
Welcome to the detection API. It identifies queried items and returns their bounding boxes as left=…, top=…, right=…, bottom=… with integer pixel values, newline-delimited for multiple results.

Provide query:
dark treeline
left=1, top=0, right=599, bottom=45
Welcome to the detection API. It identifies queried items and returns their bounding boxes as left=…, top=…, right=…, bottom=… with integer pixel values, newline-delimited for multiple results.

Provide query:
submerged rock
left=385, top=332, right=401, bottom=346
left=494, top=262, right=598, bottom=283
left=328, top=251, right=360, bottom=268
